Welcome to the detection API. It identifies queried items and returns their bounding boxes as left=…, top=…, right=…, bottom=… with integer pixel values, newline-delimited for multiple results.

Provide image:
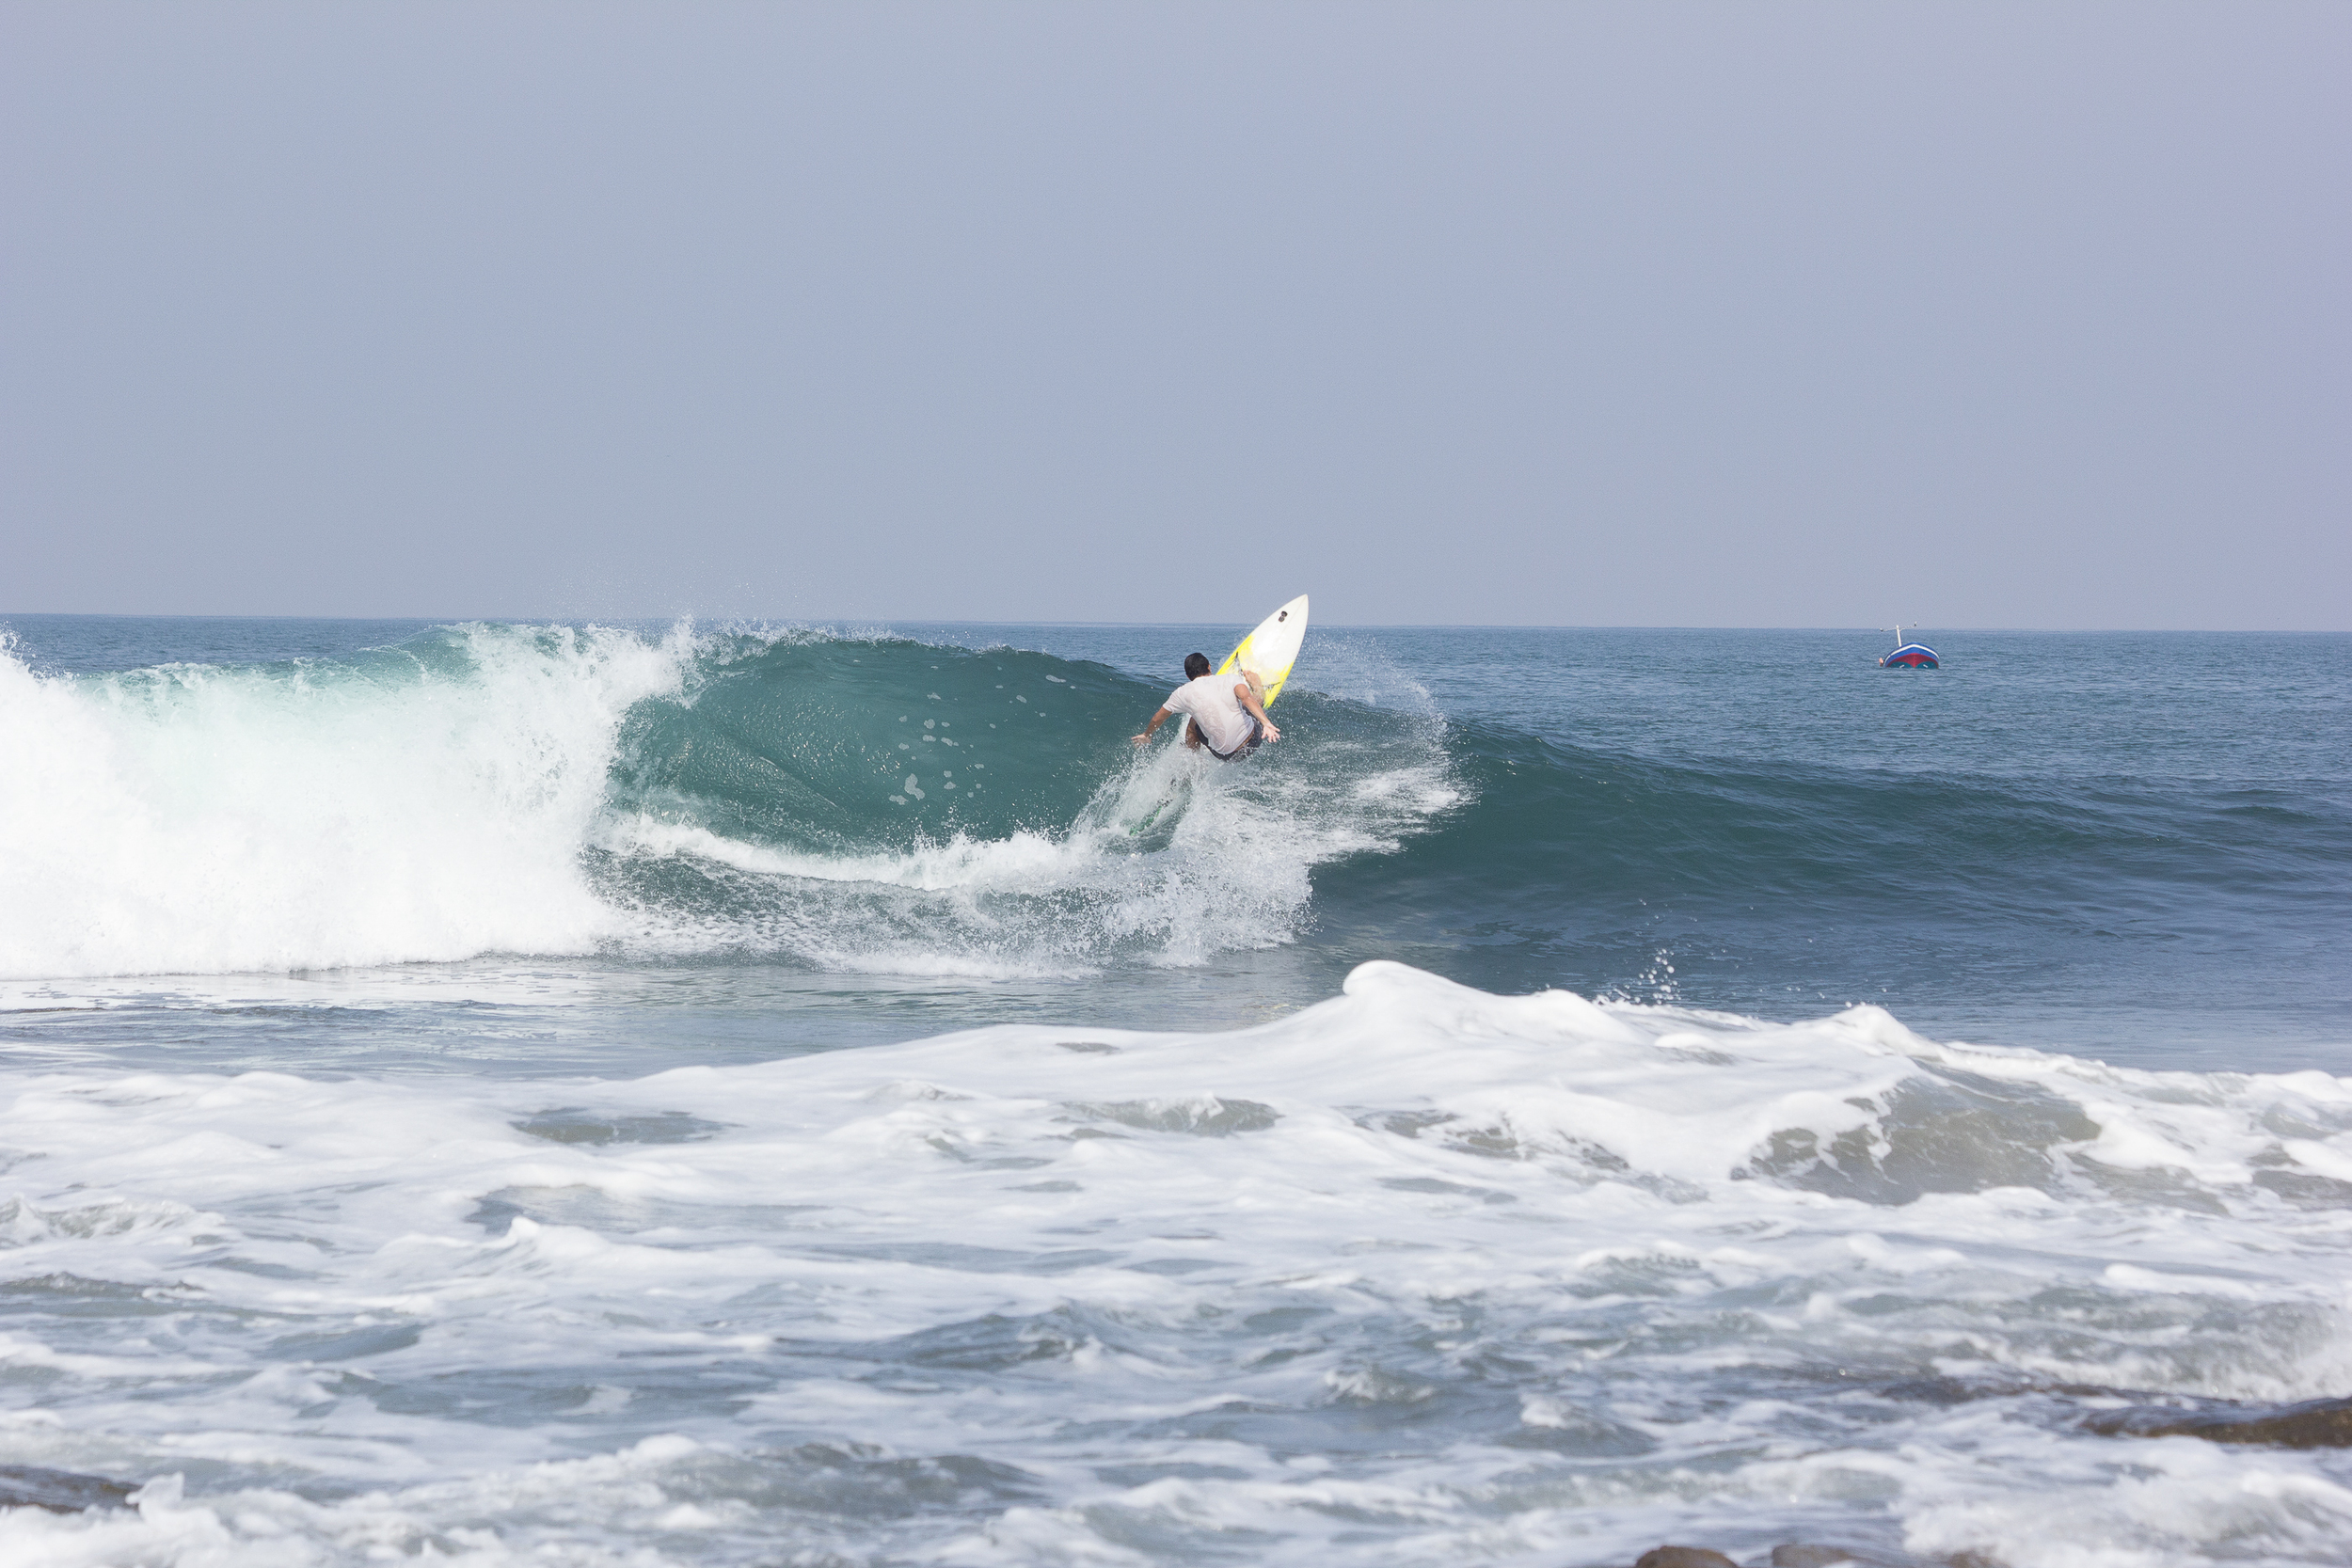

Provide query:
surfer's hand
left=1130, top=734, right=1149, bottom=746
left=1261, top=721, right=1279, bottom=742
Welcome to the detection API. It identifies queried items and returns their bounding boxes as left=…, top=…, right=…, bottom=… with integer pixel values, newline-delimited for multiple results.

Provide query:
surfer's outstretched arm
left=1232, top=679, right=1279, bottom=743
left=1131, top=707, right=1174, bottom=746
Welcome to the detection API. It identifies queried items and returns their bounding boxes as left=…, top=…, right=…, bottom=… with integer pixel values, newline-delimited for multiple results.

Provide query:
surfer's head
left=1184, top=653, right=1212, bottom=679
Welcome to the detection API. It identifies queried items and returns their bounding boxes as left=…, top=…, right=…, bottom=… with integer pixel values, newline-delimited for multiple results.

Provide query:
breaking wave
left=0, top=623, right=1455, bottom=979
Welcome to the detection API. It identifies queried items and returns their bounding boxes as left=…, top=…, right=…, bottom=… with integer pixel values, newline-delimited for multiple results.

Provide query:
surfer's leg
left=1184, top=719, right=1204, bottom=750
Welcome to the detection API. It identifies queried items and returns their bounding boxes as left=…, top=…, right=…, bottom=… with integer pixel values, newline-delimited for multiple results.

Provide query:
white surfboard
left=1217, top=594, right=1310, bottom=705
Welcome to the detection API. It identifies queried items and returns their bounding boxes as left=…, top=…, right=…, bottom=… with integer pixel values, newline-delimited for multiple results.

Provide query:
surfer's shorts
left=1202, top=716, right=1263, bottom=762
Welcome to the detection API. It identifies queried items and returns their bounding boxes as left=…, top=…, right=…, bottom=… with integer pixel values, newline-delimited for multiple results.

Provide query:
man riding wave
left=1132, top=652, right=1280, bottom=760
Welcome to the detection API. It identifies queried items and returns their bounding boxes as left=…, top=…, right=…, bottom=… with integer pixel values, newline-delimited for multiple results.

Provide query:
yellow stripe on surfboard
left=1216, top=594, right=1310, bottom=706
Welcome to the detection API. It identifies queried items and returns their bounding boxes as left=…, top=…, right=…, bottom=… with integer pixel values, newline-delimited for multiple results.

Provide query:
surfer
left=1132, top=652, right=1281, bottom=760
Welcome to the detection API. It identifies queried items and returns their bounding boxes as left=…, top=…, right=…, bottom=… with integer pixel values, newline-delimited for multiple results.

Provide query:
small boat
left=1879, top=625, right=1939, bottom=668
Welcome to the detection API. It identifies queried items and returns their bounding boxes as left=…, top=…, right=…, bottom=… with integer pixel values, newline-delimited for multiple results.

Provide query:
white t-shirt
left=1163, top=672, right=1256, bottom=754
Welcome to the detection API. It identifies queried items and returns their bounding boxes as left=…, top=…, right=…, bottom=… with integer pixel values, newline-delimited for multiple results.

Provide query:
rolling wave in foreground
left=4, top=963, right=2352, bottom=1565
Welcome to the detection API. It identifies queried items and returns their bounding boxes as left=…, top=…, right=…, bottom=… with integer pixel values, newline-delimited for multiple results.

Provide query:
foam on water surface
left=4, top=963, right=2350, bottom=1566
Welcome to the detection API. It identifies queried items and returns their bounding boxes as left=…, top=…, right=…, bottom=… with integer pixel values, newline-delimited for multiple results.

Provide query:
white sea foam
left=0, top=625, right=694, bottom=979
left=3, top=964, right=2349, bottom=1565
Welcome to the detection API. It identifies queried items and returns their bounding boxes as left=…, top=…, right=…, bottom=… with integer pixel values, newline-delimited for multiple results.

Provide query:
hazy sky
left=4, top=3, right=2345, bottom=628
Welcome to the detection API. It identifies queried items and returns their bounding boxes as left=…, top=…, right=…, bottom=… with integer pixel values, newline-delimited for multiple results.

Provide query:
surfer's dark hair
left=1184, top=652, right=1212, bottom=678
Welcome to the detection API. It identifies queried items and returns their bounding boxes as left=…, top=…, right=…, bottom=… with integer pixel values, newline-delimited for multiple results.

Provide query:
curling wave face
left=0, top=624, right=1456, bottom=980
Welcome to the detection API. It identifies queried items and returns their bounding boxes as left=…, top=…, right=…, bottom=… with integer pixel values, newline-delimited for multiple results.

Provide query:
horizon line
left=5, top=610, right=2350, bottom=637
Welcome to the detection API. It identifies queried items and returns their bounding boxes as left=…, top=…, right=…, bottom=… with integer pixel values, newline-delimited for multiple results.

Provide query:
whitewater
left=2, top=616, right=2348, bottom=1567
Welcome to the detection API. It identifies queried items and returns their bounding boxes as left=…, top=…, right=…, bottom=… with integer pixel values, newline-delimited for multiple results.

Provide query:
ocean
left=1, top=614, right=2347, bottom=1567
